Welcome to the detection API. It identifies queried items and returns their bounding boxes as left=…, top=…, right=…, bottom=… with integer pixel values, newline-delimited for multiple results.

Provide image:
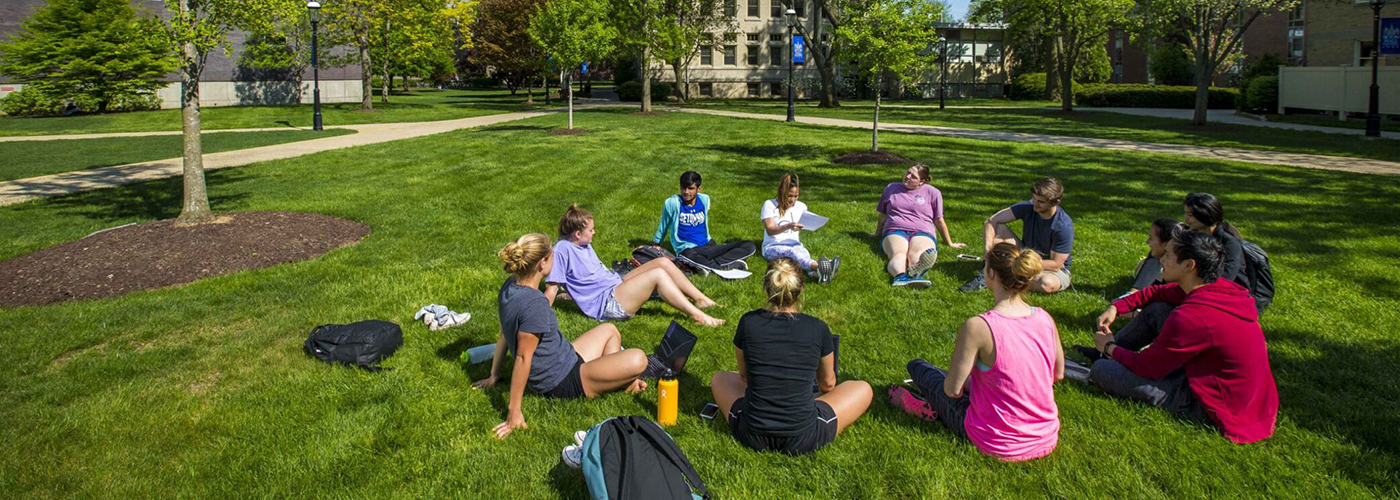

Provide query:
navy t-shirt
left=677, top=197, right=709, bottom=247
left=1010, top=201, right=1074, bottom=270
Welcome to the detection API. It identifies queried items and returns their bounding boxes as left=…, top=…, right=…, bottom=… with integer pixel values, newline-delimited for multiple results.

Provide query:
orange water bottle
left=658, top=369, right=679, bottom=426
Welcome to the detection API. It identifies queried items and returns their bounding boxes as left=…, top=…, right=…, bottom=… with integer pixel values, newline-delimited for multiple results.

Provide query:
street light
left=1365, top=0, right=1386, bottom=137
left=785, top=8, right=796, bottom=122
left=308, top=1, right=322, bottom=131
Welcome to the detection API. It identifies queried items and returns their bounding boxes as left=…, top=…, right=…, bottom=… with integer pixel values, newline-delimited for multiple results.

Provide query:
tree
left=322, top=0, right=384, bottom=109
left=472, top=0, right=546, bottom=100
left=611, top=0, right=664, bottom=111
left=652, top=0, right=736, bottom=105
left=529, top=0, right=618, bottom=129
left=1010, top=0, right=1129, bottom=111
left=835, top=0, right=941, bottom=151
left=161, top=0, right=273, bottom=224
left=1132, top=0, right=1297, bottom=125
left=781, top=0, right=847, bottom=108
left=0, top=0, right=176, bottom=113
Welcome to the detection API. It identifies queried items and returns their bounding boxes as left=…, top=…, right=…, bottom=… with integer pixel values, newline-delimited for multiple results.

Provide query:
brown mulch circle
left=832, top=151, right=915, bottom=165
left=629, top=111, right=667, bottom=117
left=547, top=128, right=588, bottom=136
left=0, top=211, right=370, bottom=308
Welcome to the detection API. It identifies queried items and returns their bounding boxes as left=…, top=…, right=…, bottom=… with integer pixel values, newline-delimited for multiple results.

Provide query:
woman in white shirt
left=761, top=173, right=838, bottom=283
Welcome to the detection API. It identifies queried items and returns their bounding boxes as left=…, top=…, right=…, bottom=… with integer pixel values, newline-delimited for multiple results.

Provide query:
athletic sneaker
left=888, top=386, right=938, bottom=421
left=720, top=259, right=748, bottom=271
left=958, top=272, right=987, bottom=293
left=817, top=257, right=834, bottom=284
left=1064, top=360, right=1092, bottom=384
left=561, top=444, right=583, bottom=469
left=906, top=275, right=931, bottom=289
left=1072, top=344, right=1104, bottom=363
left=574, top=430, right=588, bottom=446
left=892, top=273, right=914, bottom=287
left=907, top=248, right=939, bottom=279
left=831, top=256, right=841, bottom=281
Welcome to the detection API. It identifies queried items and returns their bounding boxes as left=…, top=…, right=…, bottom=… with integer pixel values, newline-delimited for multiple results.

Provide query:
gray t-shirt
left=498, top=278, right=575, bottom=393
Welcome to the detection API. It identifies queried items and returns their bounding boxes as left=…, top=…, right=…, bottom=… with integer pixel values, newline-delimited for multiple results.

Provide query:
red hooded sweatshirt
left=1110, top=279, right=1279, bottom=444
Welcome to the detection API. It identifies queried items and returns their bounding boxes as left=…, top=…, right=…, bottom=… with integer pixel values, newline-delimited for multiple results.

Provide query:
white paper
left=711, top=268, right=754, bottom=280
left=798, top=211, right=828, bottom=231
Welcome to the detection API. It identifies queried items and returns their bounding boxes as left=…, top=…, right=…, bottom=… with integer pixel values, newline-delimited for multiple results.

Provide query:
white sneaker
left=414, top=304, right=439, bottom=322
left=561, top=444, right=583, bottom=469
left=574, top=430, right=588, bottom=446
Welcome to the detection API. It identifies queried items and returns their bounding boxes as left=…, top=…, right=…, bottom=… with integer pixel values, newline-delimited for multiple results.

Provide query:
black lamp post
left=1366, top=0, right=1385, bottom=138
left=939, top=36, right=948, bottom=110
left=308, top=1, right=322, bottom=131
left=786, top=8, right=796, bottom=122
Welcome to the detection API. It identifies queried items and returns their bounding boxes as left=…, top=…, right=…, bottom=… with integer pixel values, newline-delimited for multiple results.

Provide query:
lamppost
left=785, top=8, right=796, bottom=123
left=1365, top=0, right=1386, bottom=137
left=939, top=36, right=948, bottom=110
left=308, top=1, right=322, bottom=131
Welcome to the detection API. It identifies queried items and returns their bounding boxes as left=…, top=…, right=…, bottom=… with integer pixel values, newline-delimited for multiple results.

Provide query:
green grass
left=0, top=88, right=549, bottom=137
left=2, top=109, right=1399, bottom=499
left=0, top=129, right=356, bottom=182
left=688, top=97, right=1061, bottom=108
left=1266, top=114, right=1400, bottom=134
left=692, top=101, right=1400, bottom=162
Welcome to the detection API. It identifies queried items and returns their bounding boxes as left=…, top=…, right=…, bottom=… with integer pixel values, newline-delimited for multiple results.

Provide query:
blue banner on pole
left=1382, top=18, right=1400, bottom=55
left=792, top=35, right=805, bottom=64
left=581, top=62, right=589, bottom=75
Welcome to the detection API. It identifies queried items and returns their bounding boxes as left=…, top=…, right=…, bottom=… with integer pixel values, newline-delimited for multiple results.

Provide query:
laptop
left=643, top=321, right=698, bottom=379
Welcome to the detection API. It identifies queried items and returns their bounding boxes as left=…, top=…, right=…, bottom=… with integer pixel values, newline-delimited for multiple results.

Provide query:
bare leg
left=624, top=258, right=716, bottom=308
left=614, top=269, right=724, bottom=327
left=984, top=223, right=1021, bottom=254
left=711, top=371, right=747, bottom=422
left=907, top=235, right=937, bottom=271
left=881, top=234, right=910, bottom=277
left=1031, top=271, right=1064, bottom=294
left=816, top=380, right=873, bottom=434
left=571, top=323, right=622, bottom=362
left=579, top=348, right=648, bottom=397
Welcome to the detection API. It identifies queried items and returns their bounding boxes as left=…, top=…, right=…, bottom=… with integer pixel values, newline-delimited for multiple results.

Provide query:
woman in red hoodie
left=1087, top=230, right=1279, bottom=444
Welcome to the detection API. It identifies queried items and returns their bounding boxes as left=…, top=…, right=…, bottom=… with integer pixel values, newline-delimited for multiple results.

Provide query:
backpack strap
left=630, top=417, right=709, bottom=499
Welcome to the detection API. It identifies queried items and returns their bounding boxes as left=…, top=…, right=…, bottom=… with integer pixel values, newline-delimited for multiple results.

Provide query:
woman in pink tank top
left=890, top=243, right=1065, bottom=461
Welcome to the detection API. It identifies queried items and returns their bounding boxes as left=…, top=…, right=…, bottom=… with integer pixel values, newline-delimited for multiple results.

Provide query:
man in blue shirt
left=960, top=177, right=1074, bottom=294
left=653, top=171, right=756, bottom=272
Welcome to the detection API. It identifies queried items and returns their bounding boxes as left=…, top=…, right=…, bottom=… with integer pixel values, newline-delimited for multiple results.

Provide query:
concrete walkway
left=673, top=107, right=1400, bottom=176
left=1076, top=107, right=1400, bottom=139
left=0, top=109, right=556, bottom=207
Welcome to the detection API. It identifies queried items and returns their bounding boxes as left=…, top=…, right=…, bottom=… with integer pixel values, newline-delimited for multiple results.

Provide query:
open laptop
left=643, top=321, right=698, bottom=379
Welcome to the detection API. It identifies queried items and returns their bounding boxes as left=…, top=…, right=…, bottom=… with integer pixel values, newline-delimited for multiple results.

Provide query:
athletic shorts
left=600, top=288, right=633, bottom=321
left=541, top=352, right=586, bottom=399
left=727, top=397, right=838, bottom=456
left=1040, top=267, right=1072, bottom=291
left=884, top=229, right=938, bottom=248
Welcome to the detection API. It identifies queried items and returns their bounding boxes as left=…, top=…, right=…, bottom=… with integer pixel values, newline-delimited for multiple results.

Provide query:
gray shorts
left=600, top=288, right=633, bottom=321
left=1041, top=267, right=1071, bottom=291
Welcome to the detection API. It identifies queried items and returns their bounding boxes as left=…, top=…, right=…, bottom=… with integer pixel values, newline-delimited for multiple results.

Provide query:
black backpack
left=582, top=416, right=710, bottom=500
left=303, top=320, right=403, bottom=371
left=1241, top=240, right=1274, bottom=313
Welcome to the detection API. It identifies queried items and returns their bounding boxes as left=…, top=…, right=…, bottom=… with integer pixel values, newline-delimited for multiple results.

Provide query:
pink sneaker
left=889, top=386, right=938, bottom=421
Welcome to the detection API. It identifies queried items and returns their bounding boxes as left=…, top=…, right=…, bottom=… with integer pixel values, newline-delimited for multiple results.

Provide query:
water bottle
left=459, top=343, right=496, bottom=365
left=657, top=369, right=679, bottom=426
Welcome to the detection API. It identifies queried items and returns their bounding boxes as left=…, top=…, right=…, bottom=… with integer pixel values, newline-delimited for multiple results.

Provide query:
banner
left=792, top=35, right=806, bottom=64
left=1382, top=17, right=1400, bottom=55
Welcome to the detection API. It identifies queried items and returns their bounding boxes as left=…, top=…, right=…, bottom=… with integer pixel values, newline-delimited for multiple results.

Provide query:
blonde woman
left=710, top=258, right=873, bottom=455
left=761, top=173, right=838, bottom=283
left=474, top=233, right=649, bottom=439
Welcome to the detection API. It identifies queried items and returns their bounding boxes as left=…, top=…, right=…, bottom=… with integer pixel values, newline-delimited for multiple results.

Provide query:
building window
left=724, top=0, right=736, bottom=16
left=770, top=33, right=783, bottom=43
left=724, top=45, right=736, bottom=65
left=1287, top=4, right=1305, bottom=63
left=771, top=0, right=781, bottom=17
left=747, top=33, right=760, bottom=43
left=748, top=82, right=761, bottom=97
left=748, top=0, right=759, bottom=17
left=747, top=45, right=760, bottom=65
left=700, top=82, right=713, bottom=97
left=700, top=46, right=713, bottom=65
left=770, top=45, right=783, bottom=66
left=771, top=82, right=783, bottom=96
left=794, top=0, right=804, bottom=17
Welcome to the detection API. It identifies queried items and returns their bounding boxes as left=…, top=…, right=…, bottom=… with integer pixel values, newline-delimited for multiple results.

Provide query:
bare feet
left=695, top=298, right=718, bottom=309
left=625, top=379, right=648, bottom=394
left=693, top=313, right=726, bottom=328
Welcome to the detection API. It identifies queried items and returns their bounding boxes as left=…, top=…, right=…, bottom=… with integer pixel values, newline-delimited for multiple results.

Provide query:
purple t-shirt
left=547, top=240, right=623, bottom=320
left=877, top=183, right=943, bottom=236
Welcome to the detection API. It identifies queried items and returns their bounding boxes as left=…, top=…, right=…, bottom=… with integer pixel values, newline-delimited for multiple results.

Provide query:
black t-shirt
left=732, top=309, right=834, bottom=436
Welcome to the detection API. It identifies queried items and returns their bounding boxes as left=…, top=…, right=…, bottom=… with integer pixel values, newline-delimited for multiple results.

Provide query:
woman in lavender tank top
left=891, top=243, right=1065, bottom=461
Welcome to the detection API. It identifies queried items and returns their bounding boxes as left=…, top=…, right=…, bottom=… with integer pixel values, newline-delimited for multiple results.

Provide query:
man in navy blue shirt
left=960, top=177, right=1074, bottom=294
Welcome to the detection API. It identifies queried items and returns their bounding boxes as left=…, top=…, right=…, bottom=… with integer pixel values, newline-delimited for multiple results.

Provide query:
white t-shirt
left=760, top=199, right=807, bottom=248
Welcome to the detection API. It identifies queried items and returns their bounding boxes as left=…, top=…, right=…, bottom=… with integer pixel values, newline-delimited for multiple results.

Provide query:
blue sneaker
left=906, top=275, right=932, bottom=289
left=892, top=273, right=914, bottom=287
left=907, top=248, right=939, bottom=279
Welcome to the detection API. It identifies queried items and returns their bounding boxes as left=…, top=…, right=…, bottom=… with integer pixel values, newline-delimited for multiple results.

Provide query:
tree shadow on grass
left=548, top=460, right=588, bottom=500
left=41, top=168, right=254, bottom=224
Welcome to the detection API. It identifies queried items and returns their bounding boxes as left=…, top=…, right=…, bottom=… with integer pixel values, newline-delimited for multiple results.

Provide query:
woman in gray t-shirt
left=475, top=233, right=651, bottom=439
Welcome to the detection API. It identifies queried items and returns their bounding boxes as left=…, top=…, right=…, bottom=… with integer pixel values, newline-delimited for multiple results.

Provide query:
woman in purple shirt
left=876, top=164, right=966, bottom=288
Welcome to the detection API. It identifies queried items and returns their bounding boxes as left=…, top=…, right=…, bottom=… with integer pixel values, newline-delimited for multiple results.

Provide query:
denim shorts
left=884, top=229, right=938, bottom=250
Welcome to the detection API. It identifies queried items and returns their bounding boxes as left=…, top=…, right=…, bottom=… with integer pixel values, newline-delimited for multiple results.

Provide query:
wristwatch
left=1103, top=341, right=1117, bottom=356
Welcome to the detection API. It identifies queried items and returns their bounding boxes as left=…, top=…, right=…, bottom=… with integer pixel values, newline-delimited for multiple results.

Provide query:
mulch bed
left=0, top=211, right=370, bottom=308
left=547, top=128, right=588, bottom=136
left=831, top=151, right=915, bottom=165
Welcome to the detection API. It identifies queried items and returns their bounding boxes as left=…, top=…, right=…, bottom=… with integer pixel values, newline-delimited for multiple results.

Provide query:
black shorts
left=727, top=397, right=838, bottom=456
left=541, top=353, right=586, bottom=399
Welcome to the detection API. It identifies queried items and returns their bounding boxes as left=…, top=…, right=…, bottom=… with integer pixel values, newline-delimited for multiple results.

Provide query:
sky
left=946, top=0, right=971, bottom=21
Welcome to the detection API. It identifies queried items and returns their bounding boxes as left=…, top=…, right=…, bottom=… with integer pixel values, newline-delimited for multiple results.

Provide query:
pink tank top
left=964, top=308, right=1061, bottom=461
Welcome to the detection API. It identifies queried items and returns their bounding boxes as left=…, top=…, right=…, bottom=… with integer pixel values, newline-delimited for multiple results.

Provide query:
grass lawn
left=691, top=101, right=1400, bottom=162
left=0, top=129, right=355, bottom=182
left=0, top=88, right=550, bottom=137
left=2, top=109, right=1398, bottom=499
left=686, top=97, right=1061, bottom=108
left=1266, top=113, right=1400, bottom=134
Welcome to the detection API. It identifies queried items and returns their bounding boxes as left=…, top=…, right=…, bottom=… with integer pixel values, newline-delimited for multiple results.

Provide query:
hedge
left=1242, top=76, right=1278, bottom=115
left=617, top=81, right=673, bottom=102
left=1075, top=84, right=1238, bottom=109
left=1008, top=73, right=1079, bottom=101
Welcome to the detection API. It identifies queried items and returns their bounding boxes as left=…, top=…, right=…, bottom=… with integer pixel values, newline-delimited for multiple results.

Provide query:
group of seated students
left=475, top=169, right=1280, bottom=458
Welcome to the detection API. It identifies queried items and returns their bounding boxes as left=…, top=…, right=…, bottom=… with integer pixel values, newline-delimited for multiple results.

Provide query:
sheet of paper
left=798, top=211, right=828, bottom=231
left=711, top=268, right=753, bottom=280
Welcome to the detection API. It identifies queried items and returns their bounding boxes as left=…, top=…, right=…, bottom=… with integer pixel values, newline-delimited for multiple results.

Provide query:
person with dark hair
left=1080, top=229, right=1279, bottom=444
left=710, top=258, right=873, bottom=455
left=892, top=243, right=1064, bottom=461
left=876, top=164, right=967, bottom=289
left=961, top=177, right=1073, bottom=294
left=1183, top=193, right=1246, bottom=287
left=653, top=171, right=757, bottom=272
left=761, top=172, right=839, bottom=283
left=1124, top=218, right=1189, bottom=297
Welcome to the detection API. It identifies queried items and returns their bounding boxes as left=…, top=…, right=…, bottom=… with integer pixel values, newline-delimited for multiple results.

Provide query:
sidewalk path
left=0, top=109, right=556, bottom=207
left=1076, top=107, right=1400, bottom=139
left=0, top=126, right=335, bottom=143
left=674, top=107, right=1400, bottom=176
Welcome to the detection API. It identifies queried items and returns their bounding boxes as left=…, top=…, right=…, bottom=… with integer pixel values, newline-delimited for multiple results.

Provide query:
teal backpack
left=580, top=416, right=710, bottom=500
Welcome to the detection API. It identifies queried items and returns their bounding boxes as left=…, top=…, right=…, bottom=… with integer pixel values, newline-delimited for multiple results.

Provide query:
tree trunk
left=380, top=69, right=390, bottom=103
left=812, top=1, right=839, bottom=108
left=176, top=30, right=211, bottom=224
left=670, top=60, right=687, bottom=105
left=1192, top=55, right=1211, bottom=125
left=358, top=33, right=373, bottom=110
left=526, top=80, right=534, bottom=103
left=402, top=75, right=409, bottom=92
left=872, top=77, right=881, bottom=152
left=817, top=57, right=838, bottom=107
left=1060, top=61, right=1074, bottom=112
left=1043, top=37, right=1059, bottom=101
left=641, top=46, right=652, bottom=112
left=567, top=73, right=574, bottom=129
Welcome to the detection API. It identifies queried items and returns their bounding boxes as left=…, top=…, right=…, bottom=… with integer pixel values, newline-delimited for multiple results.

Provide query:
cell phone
left=956, top=254, right=982, bottom=261
left=699, top=402, right=719, bottom=420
